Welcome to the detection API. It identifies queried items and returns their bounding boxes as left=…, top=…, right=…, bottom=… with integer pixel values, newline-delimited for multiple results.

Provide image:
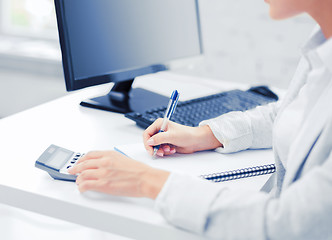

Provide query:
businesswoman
left=69, top=0, right=332, bottom=239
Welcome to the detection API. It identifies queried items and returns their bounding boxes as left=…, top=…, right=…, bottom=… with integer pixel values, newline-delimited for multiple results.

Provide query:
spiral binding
left=200, top=164, right=276, bottom=183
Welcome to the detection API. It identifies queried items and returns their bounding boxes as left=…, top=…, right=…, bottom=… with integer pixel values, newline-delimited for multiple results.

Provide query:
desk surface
left=0, top=72, right=274, bottom=240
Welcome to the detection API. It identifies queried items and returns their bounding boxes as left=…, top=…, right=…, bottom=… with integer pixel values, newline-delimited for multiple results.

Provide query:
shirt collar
left=301, top=26, right=332, bottom=73
left=316, top=36, right=332, bottom=74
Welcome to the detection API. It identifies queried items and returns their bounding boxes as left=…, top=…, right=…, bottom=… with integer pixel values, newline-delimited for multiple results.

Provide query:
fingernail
left=157, top=152, right=164, bottom=157
left=147, top=138, right=155, bottom=145
left=164, top=146, right=170, bottom=153
left=170, top=149, right=176, bottom=154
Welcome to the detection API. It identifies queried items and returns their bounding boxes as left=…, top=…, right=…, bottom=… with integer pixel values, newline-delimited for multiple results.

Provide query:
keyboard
left=125, top=86, right=278, bottom=129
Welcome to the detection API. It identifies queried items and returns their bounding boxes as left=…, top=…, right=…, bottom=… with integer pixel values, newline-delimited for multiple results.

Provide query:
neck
left=308, top=1, right=332, bottom=39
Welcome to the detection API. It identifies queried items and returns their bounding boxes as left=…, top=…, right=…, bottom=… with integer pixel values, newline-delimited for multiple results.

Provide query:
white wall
left=0, top=0, right=316, bottom=118
left=194, top=0, right=315, bottom=88
left=0, top=68, right=66, bottom=118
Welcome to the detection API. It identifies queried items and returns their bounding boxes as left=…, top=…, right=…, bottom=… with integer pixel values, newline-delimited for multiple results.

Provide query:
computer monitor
left=54, top=0, right=202, bottom=113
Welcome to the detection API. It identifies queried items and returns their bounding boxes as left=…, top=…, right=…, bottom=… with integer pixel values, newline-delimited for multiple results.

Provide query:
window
left=0, top=0, right=61, bottom=66
left=1, top=0, right=57, bottom=39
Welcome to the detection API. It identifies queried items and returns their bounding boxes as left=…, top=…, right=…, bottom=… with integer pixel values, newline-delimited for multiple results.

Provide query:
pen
left=153, top=90, right=180, bottom=157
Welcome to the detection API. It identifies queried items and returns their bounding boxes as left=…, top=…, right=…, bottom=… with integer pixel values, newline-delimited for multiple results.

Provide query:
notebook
left=114, top=143, right=275, bottom=183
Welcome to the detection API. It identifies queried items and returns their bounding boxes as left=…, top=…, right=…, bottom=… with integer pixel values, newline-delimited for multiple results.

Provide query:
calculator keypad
left=60, top=153, right=84, bottom=174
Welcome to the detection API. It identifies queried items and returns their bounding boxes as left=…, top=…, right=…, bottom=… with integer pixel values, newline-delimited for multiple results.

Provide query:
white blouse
left=154, top=27, right=332, bottom=239
left=274, top=30, right=328, bottom=165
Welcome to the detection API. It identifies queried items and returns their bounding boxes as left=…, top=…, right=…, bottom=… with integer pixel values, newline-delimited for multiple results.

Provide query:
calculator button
left=75, top=154, right=81, bottom=157
left=67, top=165, right=71, bottom=169
left=73, top=158, right=78, bottom=161
left=71, top=161, right=76, bottom=164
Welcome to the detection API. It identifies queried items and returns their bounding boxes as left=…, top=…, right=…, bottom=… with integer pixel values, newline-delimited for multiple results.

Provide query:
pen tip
left=152, top=148, right=158, bottom=158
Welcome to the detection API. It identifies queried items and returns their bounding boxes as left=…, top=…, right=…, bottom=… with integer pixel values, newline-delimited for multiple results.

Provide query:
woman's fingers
left=143, top=118, right=164, bottom=142
left=144, top=118, right=164, bottom=136
left=149, top=131, right=172, bottom=146
left=69, top=158, right=101, bottom=174
left=77, top=179, right=104, bottom=193
left=76, top=151, right=104, bottom=164
left=144, top=120, right=175, bottom=145
left=76, top=169, right=100, bottom=184
left=143, top=118, right=164, bottom=154
left=143, top=119, right=197, bottom=156
left=67, top=150, right=169, bottom=198
left=164, top=145, right=176, bottom=155
left=162, top=145, right=170, bottom=154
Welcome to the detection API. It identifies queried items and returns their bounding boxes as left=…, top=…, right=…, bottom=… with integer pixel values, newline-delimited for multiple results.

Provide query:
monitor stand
left=80, top=79, right=169, bottom=114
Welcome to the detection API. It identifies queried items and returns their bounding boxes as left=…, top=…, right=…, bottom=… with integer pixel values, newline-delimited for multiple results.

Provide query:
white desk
left=0, top=73, right=274, bottom=239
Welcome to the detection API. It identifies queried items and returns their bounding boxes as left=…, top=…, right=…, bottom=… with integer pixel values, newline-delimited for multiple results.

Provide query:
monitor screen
left=56, top=0, right=202, bottom=90
left=55, top=0, right=202, bottom=113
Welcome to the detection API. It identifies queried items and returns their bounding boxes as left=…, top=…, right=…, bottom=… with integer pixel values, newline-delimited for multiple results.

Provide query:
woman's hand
left=68, top=150, right=169, bottom=199
left=143, top=119, right=222, bottom=157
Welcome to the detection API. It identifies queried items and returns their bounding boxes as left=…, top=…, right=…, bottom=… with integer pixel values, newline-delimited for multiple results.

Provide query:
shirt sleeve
left=199, top=101, right=279, bottom=153
left=154, top=151, right=332, bottom=239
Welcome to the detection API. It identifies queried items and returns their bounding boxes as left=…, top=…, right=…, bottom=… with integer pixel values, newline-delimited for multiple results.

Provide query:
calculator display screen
left=47, top=150, right=72, bottom=170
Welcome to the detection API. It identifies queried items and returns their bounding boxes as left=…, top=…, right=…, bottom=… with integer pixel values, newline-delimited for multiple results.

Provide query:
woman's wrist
left=140, top=168, right=170, bottom=199
left=193, top=125, right=223, bottom=152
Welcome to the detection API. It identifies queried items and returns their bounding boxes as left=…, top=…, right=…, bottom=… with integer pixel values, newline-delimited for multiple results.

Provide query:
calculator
left=35, top=144, right=84, bottom=181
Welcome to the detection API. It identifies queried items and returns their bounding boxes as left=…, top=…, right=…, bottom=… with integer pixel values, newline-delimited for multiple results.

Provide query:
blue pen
left=153, top=90, right=180, bottom=157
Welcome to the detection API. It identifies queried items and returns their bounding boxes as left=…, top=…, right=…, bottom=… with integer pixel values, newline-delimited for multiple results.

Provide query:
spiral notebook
left=115, top=143, right=275, bottom=183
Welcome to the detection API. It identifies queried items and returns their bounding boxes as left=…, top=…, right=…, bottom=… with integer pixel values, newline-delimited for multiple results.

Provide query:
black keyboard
left=125, top=86, right=278, bottom=129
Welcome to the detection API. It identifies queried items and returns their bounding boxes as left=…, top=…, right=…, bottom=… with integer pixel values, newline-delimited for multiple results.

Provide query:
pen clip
left=167, top=92, right=179, bottom=119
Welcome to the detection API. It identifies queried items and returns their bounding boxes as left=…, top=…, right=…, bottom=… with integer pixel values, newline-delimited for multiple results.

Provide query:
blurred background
left=0, top=0, right=316, bottom=239
left=0, top=0, right=315, bottom=118
left=0, top=0, right=65, bottom=118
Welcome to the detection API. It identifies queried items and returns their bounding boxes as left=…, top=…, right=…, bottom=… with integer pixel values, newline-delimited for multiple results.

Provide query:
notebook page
left=115, top=143, right=275, bottom=177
